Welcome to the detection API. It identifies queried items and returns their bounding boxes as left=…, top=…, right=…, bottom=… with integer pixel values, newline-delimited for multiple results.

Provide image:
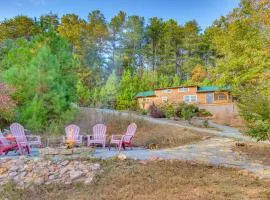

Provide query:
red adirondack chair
left=63, top=124, right=82, bottom=145
left=109, top=123, right=137, bottom=151
left=10, top=123, right=32, bottom=155
left=87, top=124, right=106, bottom=148
left=0, top=131, right=17, bottom=156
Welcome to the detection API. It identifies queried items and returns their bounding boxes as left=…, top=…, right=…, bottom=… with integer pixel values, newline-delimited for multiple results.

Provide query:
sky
left=0, top=0, right=240, bottom=30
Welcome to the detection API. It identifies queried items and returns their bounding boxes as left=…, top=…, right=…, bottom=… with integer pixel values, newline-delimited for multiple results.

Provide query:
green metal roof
left=135, top=90, right=155, bottom=98
left=197, top=86, right=231, bottom=92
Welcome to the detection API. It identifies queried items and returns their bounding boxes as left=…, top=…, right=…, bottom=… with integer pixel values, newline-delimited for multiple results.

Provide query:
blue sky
left=0, top=0, right=240, bottom=30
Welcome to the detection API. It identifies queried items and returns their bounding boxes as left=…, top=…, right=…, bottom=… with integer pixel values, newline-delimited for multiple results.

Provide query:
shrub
left=148, top=103, right=165, bottom=118
left=203, top=120, right=209, bottom=128
left=238, top=91, right=270, bottom=141
left=197, top=109, right=213, bottom=117
left=175, top=103, right=186, bottom=118
left=140, top=109, right=148, bottom=115
left=0, top=83, right=16, bottom=127
left=182, top=107, right=195, bottom=121
left=175, top=103, right=199, bottom=120
left=160, top=103, right=175, bottom=119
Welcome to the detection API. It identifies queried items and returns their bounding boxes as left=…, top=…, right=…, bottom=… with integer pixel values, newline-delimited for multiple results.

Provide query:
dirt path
left=91, top=108, right=270, bottom=179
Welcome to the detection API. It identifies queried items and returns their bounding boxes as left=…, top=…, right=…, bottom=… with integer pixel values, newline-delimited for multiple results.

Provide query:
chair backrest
left=123, top=123, right=137, bottom=142
left=65, top=124, right=80, bottom=141
left=10, top=123, right=27, bottom=144
left=93, top=124, right=106, bottom=140
left=0, top=131, right=9, bottom=146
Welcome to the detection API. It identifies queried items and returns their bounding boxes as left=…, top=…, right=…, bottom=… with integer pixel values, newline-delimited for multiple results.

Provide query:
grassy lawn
left=1, top=159, right=269, bottom=200
left=73, top=108, right=211, bottom=148
left=233, top=142, right=270, bottom=166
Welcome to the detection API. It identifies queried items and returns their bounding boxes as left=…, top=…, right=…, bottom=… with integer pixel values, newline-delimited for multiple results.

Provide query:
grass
left=73, top=108, right=211, bottom=148
left=1, top=159, right=269, bottom=200
left=232, top=142, right=270, bottom=166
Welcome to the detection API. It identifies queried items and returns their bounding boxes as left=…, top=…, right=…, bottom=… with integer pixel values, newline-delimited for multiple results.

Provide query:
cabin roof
left=197, top=86, right=231, bottom=93
left=135, top=90, right=156, bottom=98
left=154, top=85, right=197, bottom=90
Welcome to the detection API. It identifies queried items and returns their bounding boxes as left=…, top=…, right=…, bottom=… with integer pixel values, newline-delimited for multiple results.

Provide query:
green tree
left=0, top=33, right=77, bottom=132
left=116, top=70, right=139, bottom=110
left=58, top=14, right=86, bottom=51
left=109, top=11, right=126, bottom=73
left=39, top=12, right=59, bottom=32
left=122, top=16, right=145, bottom=71
left=79, top=10, right=109, bottom=86
left=146, top=17, right=164, bottom=71
left=99, top=71, right=119, bottom=108
left=208, top=0, right=270, bottom=141
left=0, top=15, right=40, bottom=42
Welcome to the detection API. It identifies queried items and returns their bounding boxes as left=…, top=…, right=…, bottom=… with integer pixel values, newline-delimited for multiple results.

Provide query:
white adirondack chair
left=87, top=124, right=106, bottom=148
left=109, top=123, right=137, bottom=151
left=63, top=124, right=83, bottom=145
left=10, top=123, right=30, bottom=155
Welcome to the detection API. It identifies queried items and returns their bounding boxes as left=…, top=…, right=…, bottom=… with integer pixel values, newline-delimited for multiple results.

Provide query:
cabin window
left=183, top=95, right=197, bottom=103
left=162, top=89, right=172, bottom=93
left=178, top=87, right=189, bottom=93
left=214, top=93, right=227, bottom=101
left=161, top=96, right=168, bottom=103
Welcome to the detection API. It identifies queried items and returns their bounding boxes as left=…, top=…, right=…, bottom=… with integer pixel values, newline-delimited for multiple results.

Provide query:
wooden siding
left=154, top=86, right=198, bottom=105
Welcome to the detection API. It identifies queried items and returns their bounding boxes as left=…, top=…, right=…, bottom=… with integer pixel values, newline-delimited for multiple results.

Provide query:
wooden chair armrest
left=26, top=135, right=41, bottom=141
left=111, top=135, right=123, bottom=140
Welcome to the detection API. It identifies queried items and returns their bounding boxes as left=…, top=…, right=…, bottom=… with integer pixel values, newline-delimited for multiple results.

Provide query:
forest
left=0, top=0, right=269, bottom=140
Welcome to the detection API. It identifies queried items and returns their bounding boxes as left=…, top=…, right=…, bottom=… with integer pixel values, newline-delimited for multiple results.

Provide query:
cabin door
left=206, top=93, right=213, bottom=104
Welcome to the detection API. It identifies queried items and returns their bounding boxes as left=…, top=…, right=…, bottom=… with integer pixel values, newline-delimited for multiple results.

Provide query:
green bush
left=175, top=103, right=199, bottom=120
left=0, top=84, right=16, bottom=127
left=203, top=120, right=209, bottom=128
left=197, top=109, right=213, bottom=117
left=238, top=91, right=270, bottom=141
left=140, top=109, right=148, bottom=115
left=160, top=103, right=175, bottom=119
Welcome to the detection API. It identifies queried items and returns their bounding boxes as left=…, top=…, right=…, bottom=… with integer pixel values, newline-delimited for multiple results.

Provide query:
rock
left=60, top=149, right=73, bottom=155
left=150, top=156, right=158, bottom=161
left=13, top=175, right=20, bottom=182
left=69, top=170, right=83, bottom=180
left=118, top=153, right=127, bottom=160
left=202, top=136, right=211, bottom=140
left=59, top=167, right=69, bottom=175
left=10, top=165, right=19, bottom=172
left=20, top=171, right=27, bottom=178
left=89, top=163, right=100, bottom=171
left=48, top=175, right=55, bottom=180
left=61, top=160, right=69, bottom=166
left=9, top=171, right=18, bottom=177
left=84, top=176, right=93, bottom=184
left=235, top=142, right=246, bottom=147
left=0, top=167, right=8, bottom=174
left=73, top=147, right=94, bottom=154
left=34, top=177, right=44, bottom=185
left=139, top=160, right=147, bottom=165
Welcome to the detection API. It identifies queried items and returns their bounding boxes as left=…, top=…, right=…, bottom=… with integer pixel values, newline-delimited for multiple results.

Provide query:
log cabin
left=135, top=85, right=232, bottom=110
